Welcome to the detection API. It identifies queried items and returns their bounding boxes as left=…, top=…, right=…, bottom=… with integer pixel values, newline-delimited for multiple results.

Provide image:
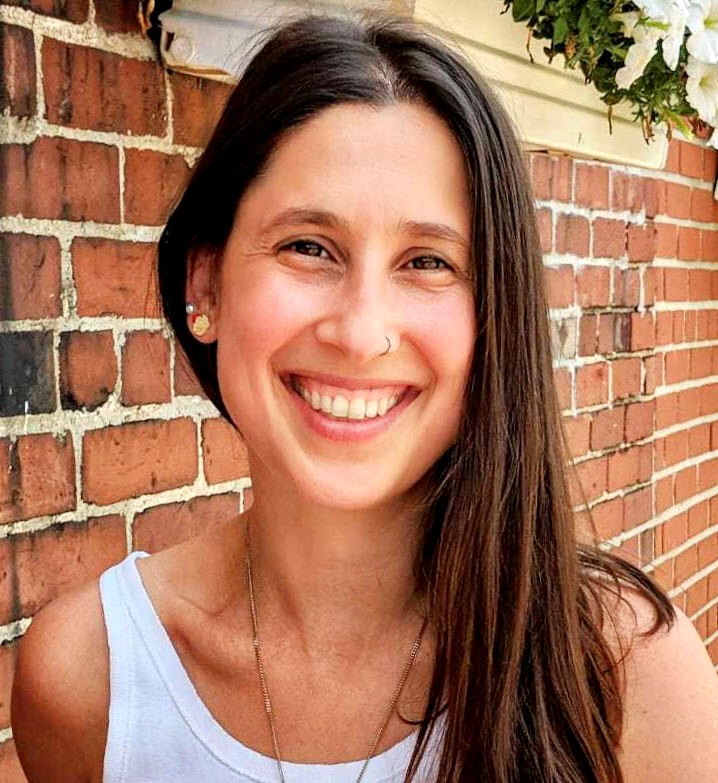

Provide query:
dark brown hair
left=157, top=13, right=675, bottom=782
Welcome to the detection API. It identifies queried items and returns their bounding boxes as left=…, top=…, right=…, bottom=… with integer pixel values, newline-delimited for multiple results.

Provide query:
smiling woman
left=10, top=11, right=718, bottom=783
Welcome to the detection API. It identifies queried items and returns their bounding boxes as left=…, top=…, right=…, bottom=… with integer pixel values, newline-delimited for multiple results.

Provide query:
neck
left=243, top=469, right=425, bottom=653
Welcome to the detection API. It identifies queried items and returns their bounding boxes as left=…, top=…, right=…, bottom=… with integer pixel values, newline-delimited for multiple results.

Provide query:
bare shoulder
left=606, top=586, right=718, bottom=783
left=11, top=578, right=109, bottom=783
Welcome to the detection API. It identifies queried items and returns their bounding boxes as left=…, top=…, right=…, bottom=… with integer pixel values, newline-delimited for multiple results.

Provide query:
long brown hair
left=157, top=13, right=675, bottom=782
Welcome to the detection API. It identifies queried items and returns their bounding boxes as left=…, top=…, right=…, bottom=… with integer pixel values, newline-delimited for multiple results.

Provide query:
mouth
left=283, top=373, right=418, bottom=423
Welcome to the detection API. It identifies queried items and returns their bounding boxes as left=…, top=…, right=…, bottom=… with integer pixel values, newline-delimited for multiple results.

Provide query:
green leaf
left=536, top=0, right=546, bottom=12
left=512, top=0, right=536, bottom=22
left=553, top=16, right=569, bottom=44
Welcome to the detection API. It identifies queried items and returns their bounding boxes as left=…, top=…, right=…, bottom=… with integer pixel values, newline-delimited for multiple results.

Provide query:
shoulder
left=11, top=577, right=110, bottom=783
left=607, top=586, right=718, bottom=783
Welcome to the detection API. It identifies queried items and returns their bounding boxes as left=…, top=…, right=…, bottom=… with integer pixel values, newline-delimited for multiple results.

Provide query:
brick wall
left=0, top=1, right=717, bottom=778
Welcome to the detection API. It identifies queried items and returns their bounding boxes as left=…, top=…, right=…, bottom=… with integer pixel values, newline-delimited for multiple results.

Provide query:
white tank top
left=99, top=552, right=441, bottom=782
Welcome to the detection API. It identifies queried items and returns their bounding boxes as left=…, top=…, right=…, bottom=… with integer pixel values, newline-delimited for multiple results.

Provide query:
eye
left=406, top=255, right=453, bottom=272
left=281, top=240, right=331, bottom=259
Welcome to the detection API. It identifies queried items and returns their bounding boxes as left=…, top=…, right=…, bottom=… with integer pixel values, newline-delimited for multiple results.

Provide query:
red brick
left=591, top=218, right=626, bottom=258
left=685, top=577, right=709, bottom=615
left=699, top=456, right=718, bottom=493
left=573, top=455, right=608, bottom=504
left=688, top=501, right=709, bottom=537
left=700, top=229, right=718, bottom=262
left=656, top=312, right=673, bottom=347
left=577, top=266, right=610, bottom=308
left=574, top=164, right=609, bottom=209
left=613, top=268, right=640, bottom=308
left=675, top=465, right=698, bottom=503
left=625, top=400, right=654, bottom=442
left=678, top=227, right=701, bottom=261
left=643, top=355, right=659, bottom=395
left=674, top=546, right=698, bottom=586
left=553, top=367, right=572, bottom=410
left=169, top=72, right=232, bottom=147
left=656, top=223, right=678, bottom=258
left=1, top=25, right=35, bottom=118
left=562, top=413, right=591, bottom=458
left=590, top=406, right=624, bottom=451
left=612, top=312, right=631, bottom=353
left=82, top=419, right=198, bottom=505
left=0, top=639, right=18, bottom=726
left=663, top=268, right=690, bottom=301
left=679, top=141, right=704, bottom=178
left=610, top=173, right=643, bottom=213
left=643, top=267, right=656, bottom=307
left=60, top=331, right=117, bottom=411
left=121, top=331, right=171, bottom=406
left=555, top=214, right=589, bottom=256
left=0, top=433, right=75, bottom=524
left=661, top=430, right=689, bottom=467
left=666, top=182, right=692, bottom=219
left=611, top=357, right=641, bottom=399
left=624, top=486, right=653, bottom=529
left=0, top=234, right=61, bottom=320
left=597, top=314, right=615, bottom=355
left=576, top=363, right=608, bottom=408
left=536, top=207, right=552, bottom=253
left=626, top=223, right=657, bottom=262
left=73, top=239, right=159, bottom=318
left=689, top=346, right=713, bottom=379
left=665, top=141, right=680, bottom=173
left=4, top=516, right=125, bottom=624
left=607, top=447, right=642, bottom=492
left=133, top=493, right=241, bottom=553
left=688, top=422, right=711, bottom=456
left=94, top=0, right=140, bottom=33
left=629, top=313, right=654, bottom=351
left=2, top=0, right=87, bottom=21
left=698, top=533, right=718, bottom=568
left=700, top=382, right=718, bottom=416
left=662, top=512, right=687, bottom=552
left=0, top=137, right=119, bottom=222
left=664, top=348, right=690, bottom=385
left=703, top=149, right=717, bottom=181
left=690, top=188, right=716, bottom=223
left=202, top=418, right=249, bottom=485
left=544, top=265, right=574, bottom=308
left=123, top=149, right=190, bottom=226
left=689, top=268, right=715, bottom=301
left=592, top=496, right=624, bottom=540
left=578, top=314, right=598, bottom=357
left=643, top=178, right=666, bottom=218
left=0, top=740, right=27, bottom=783
left=174, top=351, right=207, bottom=398
left=530, top=154, right=573, bottom=202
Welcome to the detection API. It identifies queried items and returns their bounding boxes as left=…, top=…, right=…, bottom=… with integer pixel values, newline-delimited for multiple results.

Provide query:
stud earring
left=186, top=302, right=210, bottom=337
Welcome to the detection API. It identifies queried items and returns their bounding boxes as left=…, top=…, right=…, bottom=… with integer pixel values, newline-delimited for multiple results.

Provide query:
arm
left=617, top=599, right=718, bottom=782
left=11, top=581, right=110, bottom=783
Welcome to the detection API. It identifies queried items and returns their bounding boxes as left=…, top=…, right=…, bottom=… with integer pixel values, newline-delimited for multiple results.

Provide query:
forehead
left=237, top=102, right=471, bottom=235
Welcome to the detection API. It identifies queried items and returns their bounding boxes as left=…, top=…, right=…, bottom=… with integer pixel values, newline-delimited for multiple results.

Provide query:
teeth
left=331, top=395, right=349, bottom=418
left=293, top=379, right=403, bottom=421
left=348, top=398, right=366, bottom=420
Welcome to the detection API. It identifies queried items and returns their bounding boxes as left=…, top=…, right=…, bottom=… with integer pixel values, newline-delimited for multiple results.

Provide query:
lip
left=283, top=370, right=420, bottom=392
left=282, top=376, right=420, bottom=443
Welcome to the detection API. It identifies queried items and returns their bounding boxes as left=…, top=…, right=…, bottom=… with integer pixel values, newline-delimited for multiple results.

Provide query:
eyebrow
left=257, top=207, right=470, bottom=250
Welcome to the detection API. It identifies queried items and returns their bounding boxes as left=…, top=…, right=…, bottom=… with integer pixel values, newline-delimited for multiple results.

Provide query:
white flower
left=635, top=0, right=689, bottom=22
left=685, top=55, right=718, bottom=122
left=661, top=3, right=689, bottom=69
left=612, top=11, right=642, bottom=38
left=687, top=0, right=718, bottom=63
left=616, top=35, right=660, bottom=89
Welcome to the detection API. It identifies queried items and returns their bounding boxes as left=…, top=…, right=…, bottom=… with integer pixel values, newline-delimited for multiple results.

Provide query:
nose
left=314, top=266, right=398, bottom=363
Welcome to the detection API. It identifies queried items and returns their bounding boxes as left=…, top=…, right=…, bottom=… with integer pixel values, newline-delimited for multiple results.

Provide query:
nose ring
left=380, top=336, right=392, bottom=356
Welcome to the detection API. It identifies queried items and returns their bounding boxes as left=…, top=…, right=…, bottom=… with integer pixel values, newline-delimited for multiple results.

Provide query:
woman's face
left=197, top=101, right=475, bottom=509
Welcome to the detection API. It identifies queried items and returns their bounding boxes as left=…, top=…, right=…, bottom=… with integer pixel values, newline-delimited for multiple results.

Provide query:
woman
left=11, top=12, right=718, bottom=783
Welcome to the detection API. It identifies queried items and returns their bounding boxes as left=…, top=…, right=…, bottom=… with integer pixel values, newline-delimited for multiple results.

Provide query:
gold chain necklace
left=243, top=518, right=427, bottom=783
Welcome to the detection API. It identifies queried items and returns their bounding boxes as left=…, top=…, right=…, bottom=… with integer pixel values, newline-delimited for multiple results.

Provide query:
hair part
left=158, top=13, right=675, bottom=782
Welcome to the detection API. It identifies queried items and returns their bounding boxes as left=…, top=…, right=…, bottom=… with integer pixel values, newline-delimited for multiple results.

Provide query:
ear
left=185, top=252, right=219, bottom=344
